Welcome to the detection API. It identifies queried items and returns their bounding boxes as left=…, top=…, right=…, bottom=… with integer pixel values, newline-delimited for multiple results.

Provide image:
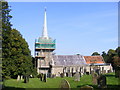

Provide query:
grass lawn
left=2, top=72, right=120, bottom=90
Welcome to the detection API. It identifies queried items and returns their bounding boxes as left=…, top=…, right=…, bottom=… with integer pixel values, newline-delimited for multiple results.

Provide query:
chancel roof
left=52, top=55, right=86, bottom=66
left=84, top=56, right=105, bottom=64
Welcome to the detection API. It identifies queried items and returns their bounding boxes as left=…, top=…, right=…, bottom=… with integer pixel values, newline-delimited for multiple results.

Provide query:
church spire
left=42, top=7, right=48, bottom=39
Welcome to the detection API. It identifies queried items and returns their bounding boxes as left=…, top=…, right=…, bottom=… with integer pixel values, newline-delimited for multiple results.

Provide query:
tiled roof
left=52, top=55, right=86, bottom=66
left=84, top=56, right=104, bottom=64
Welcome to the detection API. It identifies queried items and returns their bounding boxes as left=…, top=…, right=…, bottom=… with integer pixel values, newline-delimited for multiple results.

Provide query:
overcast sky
left=8, top=2, right=118, bottom=56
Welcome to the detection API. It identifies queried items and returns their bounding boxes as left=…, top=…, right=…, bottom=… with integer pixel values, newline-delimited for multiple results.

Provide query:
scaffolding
left=35, top=37, right=56, bottom=49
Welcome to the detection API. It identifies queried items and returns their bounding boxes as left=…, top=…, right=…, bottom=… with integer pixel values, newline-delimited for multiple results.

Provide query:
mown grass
left=2, top=72, right=120, bottom=89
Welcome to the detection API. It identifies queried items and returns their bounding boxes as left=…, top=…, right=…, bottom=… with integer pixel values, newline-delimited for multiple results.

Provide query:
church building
left=34, top=8, right=113, bottom=77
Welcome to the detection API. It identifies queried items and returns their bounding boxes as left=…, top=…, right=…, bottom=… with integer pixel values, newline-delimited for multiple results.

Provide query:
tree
left=101, top=51, right=107, bottom=62
left=2, top=1, right=36, bottom=79
left=3, top=28, right=34, bottom=78
left=115, top=47, right=120, bottom=57
left=2, top=1, right=13, bottom=78
left=91, top=52, right=100, bottom=56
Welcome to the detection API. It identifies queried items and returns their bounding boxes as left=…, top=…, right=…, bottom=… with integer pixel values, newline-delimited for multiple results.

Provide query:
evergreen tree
left=91, top=52, right=100, bottom=56
left=101, top=51, right=107, bottom=62
left=2, top=1, right=13, bottom=78
left=2, top=1, right=36, bottom=79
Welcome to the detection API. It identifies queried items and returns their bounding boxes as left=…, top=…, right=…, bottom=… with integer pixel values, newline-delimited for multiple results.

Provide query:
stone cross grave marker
left=59, top=79, right=70, bottom=90
left=97, top=75, right=107, bottom=88
left=92, top=73, right=98, bottom=85
left=74, top=72, right=80, bottom=81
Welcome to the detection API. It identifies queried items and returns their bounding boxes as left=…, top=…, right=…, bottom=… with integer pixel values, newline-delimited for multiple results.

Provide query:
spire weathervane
left=42, top=7, right=48, bottom=39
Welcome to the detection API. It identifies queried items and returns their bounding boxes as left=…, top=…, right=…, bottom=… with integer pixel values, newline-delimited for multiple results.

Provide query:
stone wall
left=52, top=66, right=63, bottom=76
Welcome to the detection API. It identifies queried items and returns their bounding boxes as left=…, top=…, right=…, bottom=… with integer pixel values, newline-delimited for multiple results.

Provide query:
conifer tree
left=2, top=1, right=36, bottom=78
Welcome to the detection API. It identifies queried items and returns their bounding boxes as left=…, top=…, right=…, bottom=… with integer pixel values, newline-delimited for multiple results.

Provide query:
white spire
left=42, top=7, right=48, bottom=39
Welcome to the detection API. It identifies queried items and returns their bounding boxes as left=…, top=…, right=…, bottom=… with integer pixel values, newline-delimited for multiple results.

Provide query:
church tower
left=35, top=8, right=56, bottom=74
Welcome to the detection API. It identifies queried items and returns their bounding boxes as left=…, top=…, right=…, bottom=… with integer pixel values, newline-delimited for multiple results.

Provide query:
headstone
left=66, top=73, right=68, bottom=77
left=102, top=70, right=106, bottom=74
left=72, top=73, right=75, bottom=77
left=91, top=71, right=94, bottom=75
left=17, top=75, right=20, bottom=81
left=84, top=68, right=87, bottom=74
left=30, top=74, right=33, bottom=78
left=20, top=75, right=23, bottom=80
left=95, top=69, right=100, bottom=75
left=24, top=75, right=29, bottom=83
left=108, top=70, right=111, bottom=73
left=97, top=75, right=107, bottom=88
left=86, top=72, right=89, bottom=75
left=59, top=79, right=70, bottom=90
left=81, top=72, right=84, bottom=76
left=51, top=74, right=56, bottom=78
left=60, top=73, right=64, bottom=78
left=80, top=85, right=93, bottom=90
left=68, top=72, right=72, bottom=77
left=43, top=74, right=47, bottom=82
left=40, top=73, right=43, bottom=81
left=92, top=73, right=98, bottom=85
left=74, top=72, right=80, bottom=81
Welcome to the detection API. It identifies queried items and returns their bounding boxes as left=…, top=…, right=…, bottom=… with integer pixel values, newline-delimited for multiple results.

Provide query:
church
left=34, top=8, right=113, bottom=77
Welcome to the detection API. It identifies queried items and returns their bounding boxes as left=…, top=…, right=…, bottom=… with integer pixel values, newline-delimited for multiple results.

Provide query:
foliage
left=2, top=28, right=34, bottom=78
left=2, top=1, right=37, bottom=79
left=91, top=52, right=100, bottom=56
left=2, top=0, right=13, bottom=78
left=101, top=47, right=120, bottom=69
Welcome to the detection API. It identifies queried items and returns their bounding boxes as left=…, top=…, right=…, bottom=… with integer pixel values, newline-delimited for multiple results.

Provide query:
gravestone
left=43, top=74, right=47, bottom=82
left=97, top=75, right=107, bottom=88
left=80, top=85, right=93, bottom=90
left=17, top=75, right=20, bottom=81
left=102, top=70, right=106, bottom=74
left=95, top=69, right=100, bottom=75
left=59, top=79, right=70, bottom=90
left=60, top=73, right=64, bottom=78
left=108, top=70, right=112, bottom=73
left=24, top=75, right=29, bottom=83
left=51, top=74, right=56, bottom=78
left=86, top=72, right=89, bottom=75
left=40, top=73, right=44, bottom=81
left=66, top=73, right=68, bottom=77
left=68, top=72, right=72, bottom=77
left=74, top=72, right=80, bottom=81
left=81, top=72, right=84, bottom=76
left=91, top=71, right=94, bottom=75
left=21, top=75, right=23, bottom=80
left=72, top=73, right=75, bottom=77
left=92, top=73, right=98, bottom=85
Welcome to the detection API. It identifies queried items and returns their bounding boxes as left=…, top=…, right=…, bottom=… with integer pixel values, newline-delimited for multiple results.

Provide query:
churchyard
left=2, top=72, right=120, bottom=90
